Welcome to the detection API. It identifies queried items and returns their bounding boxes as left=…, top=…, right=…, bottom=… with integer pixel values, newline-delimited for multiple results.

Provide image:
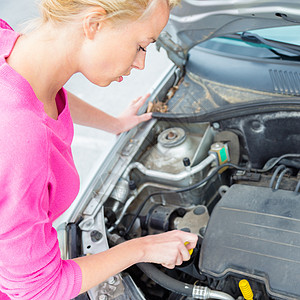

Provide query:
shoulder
left=0, top=101, right=49, bottom=170
left=0, top=19, right=19, bottom=58
left=0, top=19, right=13, bottom=31
left=0, top=65, right=47, bottom=152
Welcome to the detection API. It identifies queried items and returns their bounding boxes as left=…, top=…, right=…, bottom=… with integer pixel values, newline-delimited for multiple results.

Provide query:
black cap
left=183, top=157, right=191, bottom=167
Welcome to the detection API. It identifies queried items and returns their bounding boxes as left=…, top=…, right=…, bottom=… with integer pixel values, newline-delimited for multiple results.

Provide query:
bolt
left=167, top=131, right=177, bottom=140
left=212, top=122, right=220, bottom=129
left=193, top=206, right=206, bottom=215
left=129, top=180, right=137, bottom=191
left=85, top=221, right=92, bottom=227
left=90, top=230, right=103, bottom=242
left=107, top=276, right=116, bottom=285
left=180, top=227, right=191, bottom=233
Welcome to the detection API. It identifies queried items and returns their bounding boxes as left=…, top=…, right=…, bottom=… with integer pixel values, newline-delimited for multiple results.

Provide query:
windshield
left=197, top=25, right=300, bottom=60
left=252, top=25, right=300, bottom=45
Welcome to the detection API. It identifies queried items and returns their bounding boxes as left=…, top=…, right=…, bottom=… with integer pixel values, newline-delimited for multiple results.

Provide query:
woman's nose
left=132, top=50, right=146, bottom=70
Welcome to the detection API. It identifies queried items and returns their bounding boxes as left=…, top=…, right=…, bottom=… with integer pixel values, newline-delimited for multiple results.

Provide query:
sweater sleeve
left=0, top=118, right=82, bottom=299
left=0, top=19, right=13, bottom=31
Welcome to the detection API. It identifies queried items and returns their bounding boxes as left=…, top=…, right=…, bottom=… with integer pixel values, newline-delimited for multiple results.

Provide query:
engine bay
left=200, top=184, right=300, bottom=300
left=72, top=106, right=300, bottom=300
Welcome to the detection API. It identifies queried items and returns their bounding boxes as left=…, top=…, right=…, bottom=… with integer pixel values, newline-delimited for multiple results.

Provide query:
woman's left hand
left=117, top=93, right=152, bottom=134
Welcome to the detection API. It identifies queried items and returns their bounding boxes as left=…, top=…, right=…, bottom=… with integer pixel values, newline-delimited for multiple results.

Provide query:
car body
left=54, top=1, right=300, bottom=299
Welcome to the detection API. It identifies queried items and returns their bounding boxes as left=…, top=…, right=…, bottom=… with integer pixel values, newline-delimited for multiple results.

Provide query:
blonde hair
left=38, top=0, right=180, bottom=25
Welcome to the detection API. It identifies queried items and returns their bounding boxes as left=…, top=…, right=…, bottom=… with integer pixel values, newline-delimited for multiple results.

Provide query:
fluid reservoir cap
left=158, top=127, right=186, bottom=148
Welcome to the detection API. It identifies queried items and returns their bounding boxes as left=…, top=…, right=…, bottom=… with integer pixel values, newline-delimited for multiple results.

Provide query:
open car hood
left=157, top=0, right=300, bottom=67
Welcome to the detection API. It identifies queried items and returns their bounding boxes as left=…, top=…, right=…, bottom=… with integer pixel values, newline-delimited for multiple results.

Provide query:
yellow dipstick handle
left=184, top=242, right=194, bottom=256
left=239, top=279, right=253, bottom=300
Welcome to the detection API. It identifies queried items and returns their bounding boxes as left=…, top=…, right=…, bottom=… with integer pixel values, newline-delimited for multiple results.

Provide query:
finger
left=175, top=230, right=198, bottom=248
left=131, top=96, right=142, bottom=104
left=140, top=93, right=151, bottom=101
left=179, top=243, right=191, bottom=261
left=162, top=263, right=175, bottom=269
left=138, top=113, right=152, bottom=122
left=186, top=235, right=198, bottom=249
left=184, top=241, right=194, bottom=256
left=134, top=93, right=151, bottom=106
left=175, top=252, right=183, bottom=266
left=185, top=242, right=194, bottom=250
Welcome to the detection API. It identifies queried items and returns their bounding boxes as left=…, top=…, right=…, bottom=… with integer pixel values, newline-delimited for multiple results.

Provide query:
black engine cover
left=199, top=184, right=300, bottom=299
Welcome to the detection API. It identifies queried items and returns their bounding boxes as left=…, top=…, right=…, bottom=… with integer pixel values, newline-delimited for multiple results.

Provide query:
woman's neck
left=7, top=23, right=81, bottom=119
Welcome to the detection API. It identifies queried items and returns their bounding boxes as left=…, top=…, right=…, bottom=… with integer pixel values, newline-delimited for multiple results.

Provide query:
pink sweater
left=0, top=20, right=82, bottom=299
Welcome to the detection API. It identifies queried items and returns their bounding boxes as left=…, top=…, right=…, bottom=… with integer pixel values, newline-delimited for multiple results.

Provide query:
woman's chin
left=86, top=76, right=124, bottom=87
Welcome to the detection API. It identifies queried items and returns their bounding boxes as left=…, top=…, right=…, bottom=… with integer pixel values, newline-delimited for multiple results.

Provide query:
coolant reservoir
left=142, top=127, right=205, bottom=174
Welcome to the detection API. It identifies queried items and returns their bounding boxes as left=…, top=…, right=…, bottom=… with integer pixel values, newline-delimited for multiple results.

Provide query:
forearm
left=67, top=91, right=122, bottom=134
left=73, top=238, right=143, bottom=294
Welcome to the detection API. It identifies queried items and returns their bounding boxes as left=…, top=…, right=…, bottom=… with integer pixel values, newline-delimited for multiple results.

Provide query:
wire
left=274, top=168, right=292, bottom=190
left=123, top=162, right=248, bottom=237
left=260, top=154, right=300, bottom=173
left=123, top=153, right=300, bottom=237
left=269, top=165, right=286, bottom=189
left=295, top=180, right=300, bottom=193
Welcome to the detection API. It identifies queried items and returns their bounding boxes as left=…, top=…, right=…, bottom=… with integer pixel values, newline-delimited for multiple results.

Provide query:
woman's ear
left=82, top=7, right=106, bottom=40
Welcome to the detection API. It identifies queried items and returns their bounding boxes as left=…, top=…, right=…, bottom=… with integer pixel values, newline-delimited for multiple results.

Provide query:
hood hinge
left=156, top=31, right=187, bottom=70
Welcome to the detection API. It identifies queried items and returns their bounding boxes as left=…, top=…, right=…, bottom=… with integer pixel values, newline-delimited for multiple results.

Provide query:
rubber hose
left=136, top=262, right=194, bottom=297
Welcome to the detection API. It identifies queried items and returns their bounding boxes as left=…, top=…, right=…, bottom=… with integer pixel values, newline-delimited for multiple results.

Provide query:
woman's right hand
left=74, top=230, right=198, bottom=294
left=136, top=230, right=198, bottom=269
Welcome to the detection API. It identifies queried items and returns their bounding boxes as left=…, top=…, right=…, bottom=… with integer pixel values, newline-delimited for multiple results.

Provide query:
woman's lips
left=118, top=76, right=123, bottom=82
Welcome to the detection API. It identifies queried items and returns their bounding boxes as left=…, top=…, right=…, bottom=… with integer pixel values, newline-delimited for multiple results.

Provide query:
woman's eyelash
left=138, top=46, right=147, bottom=52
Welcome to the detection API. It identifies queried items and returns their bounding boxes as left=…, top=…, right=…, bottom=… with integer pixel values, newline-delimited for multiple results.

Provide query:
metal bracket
left=156, top=31, right=186, bottom=69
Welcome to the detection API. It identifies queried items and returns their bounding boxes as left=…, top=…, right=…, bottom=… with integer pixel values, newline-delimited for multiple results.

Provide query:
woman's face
left=79, top=1, right=170, bottom=87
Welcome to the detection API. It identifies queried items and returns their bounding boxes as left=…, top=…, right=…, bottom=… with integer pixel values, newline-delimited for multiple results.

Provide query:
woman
left=0, top=0, right=198, bottom=299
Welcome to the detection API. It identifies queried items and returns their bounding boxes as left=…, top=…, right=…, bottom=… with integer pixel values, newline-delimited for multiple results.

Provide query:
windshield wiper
left=240, top=31, right=300, bottom=57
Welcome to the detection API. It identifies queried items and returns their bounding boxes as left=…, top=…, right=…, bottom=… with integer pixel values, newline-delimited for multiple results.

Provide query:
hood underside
left=157, top=0, right=300, bottom=66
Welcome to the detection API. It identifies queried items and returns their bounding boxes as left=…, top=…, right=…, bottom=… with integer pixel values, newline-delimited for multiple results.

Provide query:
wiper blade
left=241, top=31, right=300, bottom=56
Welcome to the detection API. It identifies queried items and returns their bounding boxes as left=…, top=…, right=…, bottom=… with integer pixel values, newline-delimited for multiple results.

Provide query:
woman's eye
left=138, top=46, right=147, bottom=52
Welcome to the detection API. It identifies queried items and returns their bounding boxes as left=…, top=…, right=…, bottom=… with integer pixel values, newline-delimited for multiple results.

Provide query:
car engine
left=71, top=103, right=300, bottom=300
left=200, top=184, right=300, bottom=300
